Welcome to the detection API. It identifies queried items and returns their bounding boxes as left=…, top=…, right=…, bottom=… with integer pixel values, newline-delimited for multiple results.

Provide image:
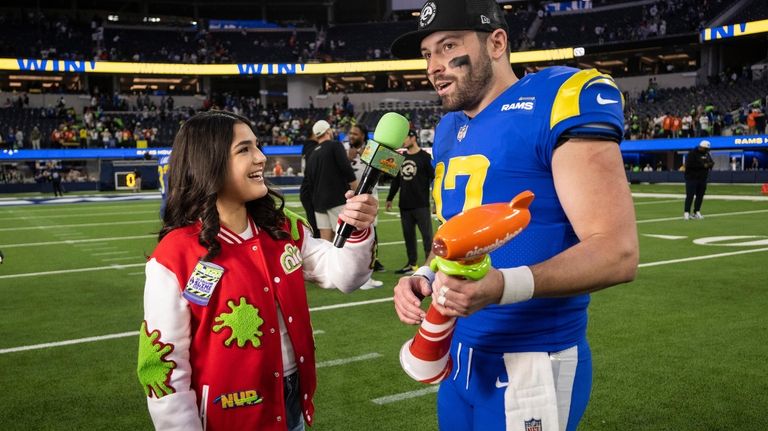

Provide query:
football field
left=0, top=184, right=766, bottom=430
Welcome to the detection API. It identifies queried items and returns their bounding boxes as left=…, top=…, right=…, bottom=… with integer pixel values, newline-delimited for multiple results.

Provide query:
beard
left=438, top=50, right=494, bottom=112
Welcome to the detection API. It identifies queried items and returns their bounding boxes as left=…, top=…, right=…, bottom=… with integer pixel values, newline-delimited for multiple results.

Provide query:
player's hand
left=339, top=190, right=378, bottom=231
left=394, top=275, right=432, bottom=325
left=430, top=268, right=504, bottom=318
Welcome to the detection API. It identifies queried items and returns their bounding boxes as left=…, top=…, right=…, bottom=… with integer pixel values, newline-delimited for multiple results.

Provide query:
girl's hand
left=338, top=190, right=378, bottom=231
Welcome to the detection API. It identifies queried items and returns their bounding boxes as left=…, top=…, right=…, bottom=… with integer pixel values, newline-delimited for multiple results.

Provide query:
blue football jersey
left=158, top=154, right=171, bottom=199
left=431, top=67, right=624, bottom=352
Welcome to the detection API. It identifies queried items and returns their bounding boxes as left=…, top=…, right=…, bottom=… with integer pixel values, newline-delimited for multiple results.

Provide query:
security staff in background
left=683, top=140, right=715, bottom=220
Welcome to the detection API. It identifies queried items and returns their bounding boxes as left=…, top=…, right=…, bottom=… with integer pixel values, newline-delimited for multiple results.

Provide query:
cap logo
left=480, top=15, right=491, bottom=24
left=420, top=2, right=437, bottom=28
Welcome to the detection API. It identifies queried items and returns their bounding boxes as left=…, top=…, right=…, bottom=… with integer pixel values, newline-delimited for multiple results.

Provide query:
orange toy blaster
left=399, top=190, right=535, bottom=384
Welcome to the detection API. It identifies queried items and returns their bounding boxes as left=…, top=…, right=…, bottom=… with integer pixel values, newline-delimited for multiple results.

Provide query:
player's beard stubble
left=438, top=49, right=494, bottom=113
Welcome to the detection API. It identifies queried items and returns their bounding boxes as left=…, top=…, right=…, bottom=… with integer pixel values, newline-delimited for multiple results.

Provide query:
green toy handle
left=429, top=255, right=491, bottom=281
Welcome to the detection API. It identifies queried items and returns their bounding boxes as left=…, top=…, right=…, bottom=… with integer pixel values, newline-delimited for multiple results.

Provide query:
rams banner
left=0, top=48, right=575, bottom=76
left=700, top=19, right=768, bottom=42
left=620, top=135, right=768, bottom=152
left=0, top=145, right=301, bottom=160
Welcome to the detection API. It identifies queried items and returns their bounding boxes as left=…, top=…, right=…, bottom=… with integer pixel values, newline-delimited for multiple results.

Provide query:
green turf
left=0, top=185, right=766, bottom=430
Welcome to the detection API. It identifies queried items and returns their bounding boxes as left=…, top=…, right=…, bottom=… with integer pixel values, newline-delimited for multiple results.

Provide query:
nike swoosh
left=495, top=377, right=509, bottom=388
left=596, top=93, right=619, bottom=105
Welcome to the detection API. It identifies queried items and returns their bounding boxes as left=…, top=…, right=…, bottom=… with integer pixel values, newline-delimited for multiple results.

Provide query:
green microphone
left=334, top=112, right=409, bottom=248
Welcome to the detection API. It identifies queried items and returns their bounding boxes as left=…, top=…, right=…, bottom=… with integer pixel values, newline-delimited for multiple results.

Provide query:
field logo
left=213, top=297, right=264, bottom=348
left=214, top=389, right=263, bottom=409
left=281, top=243, right=302, bottom=274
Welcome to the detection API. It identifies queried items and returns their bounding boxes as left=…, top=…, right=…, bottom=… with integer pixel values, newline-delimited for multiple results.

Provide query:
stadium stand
left=535, top=0, right=733, bottom=49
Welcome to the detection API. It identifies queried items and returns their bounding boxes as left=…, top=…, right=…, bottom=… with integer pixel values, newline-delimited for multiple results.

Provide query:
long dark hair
left=159, top=110, right=289, bottom=261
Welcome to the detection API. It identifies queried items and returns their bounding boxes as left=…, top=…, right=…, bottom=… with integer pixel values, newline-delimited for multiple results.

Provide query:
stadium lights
left=594, top=59, right=624, bottom=67
left=658, top=53, right=689, bottom=61
left=8, top=75, right=63, bottom=81
left=133, top=77, right=183, bottom=84
left=108, top=15, right=119, bottom=22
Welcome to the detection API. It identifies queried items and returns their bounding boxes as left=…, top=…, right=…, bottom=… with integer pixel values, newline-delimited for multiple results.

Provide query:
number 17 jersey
left=431, top=66, right=624, bottom=352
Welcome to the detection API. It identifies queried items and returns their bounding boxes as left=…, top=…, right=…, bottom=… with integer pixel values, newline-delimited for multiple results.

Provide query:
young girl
left=137, top=111, right=378, bottom=431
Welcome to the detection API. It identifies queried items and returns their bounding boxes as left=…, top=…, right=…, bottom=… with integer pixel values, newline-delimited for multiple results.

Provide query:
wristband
left=499, top=266, right=535, bottom=305
left=411, top=265, right=436, bottom=285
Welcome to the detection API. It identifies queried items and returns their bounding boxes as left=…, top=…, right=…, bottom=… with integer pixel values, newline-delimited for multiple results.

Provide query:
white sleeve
left=301, top=226, right=375, bottom=293
left=140, top=258, right=203, bottom=431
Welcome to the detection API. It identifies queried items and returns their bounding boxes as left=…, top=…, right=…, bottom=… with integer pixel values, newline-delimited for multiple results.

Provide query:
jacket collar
left=217, top=217, right=257, bottom=244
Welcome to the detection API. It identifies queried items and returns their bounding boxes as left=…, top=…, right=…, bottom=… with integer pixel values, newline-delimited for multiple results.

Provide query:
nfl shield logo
left=524, top=418, right=543, bottom=431
left=457, top=124, right=468, bottom=142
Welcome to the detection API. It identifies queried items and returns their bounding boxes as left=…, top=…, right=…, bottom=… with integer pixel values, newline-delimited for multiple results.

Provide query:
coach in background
left=386, top=130, right=435, bottom=275
left=390, top=0, right=638, bottom=429
left=683, top=140, right=715, bottom=220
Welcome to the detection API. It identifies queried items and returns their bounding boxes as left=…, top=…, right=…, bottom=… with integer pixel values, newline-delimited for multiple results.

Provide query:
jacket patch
left=183, top=260, right=225, bottom=306
left=137, top=320, right=177, bottom=398
left=213, top=297, right=264, bottom=348
left=280, top=244, right=302, bottom=274
left=213, top=389, right=264, bottom=409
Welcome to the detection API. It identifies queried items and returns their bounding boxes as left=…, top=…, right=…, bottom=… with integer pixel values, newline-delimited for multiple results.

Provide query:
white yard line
left=632, top=192, right=768, bottom=201
left=0, top=235, right=154, bottom=249
left=316, top=353, right=382, bottom=368
left=0, top=299, right=389, bottom=354
left=0, top=331, right=139, bottom=354
left=0, top=263, right=145, bottom=279
left=637, top=209, right=768, bottom=223
left=1, top=210, right=158, bottom=221
left=0, top=219, right=158, bottom=232
left=633, top=199, right=682, bottom=205
left=102, top=256, right=145, bottom=262
left=371, top=387, right=440, bottom=405
left=637, top=247, right=768, bottom=268
left=92, top=251, right=132, bottom=256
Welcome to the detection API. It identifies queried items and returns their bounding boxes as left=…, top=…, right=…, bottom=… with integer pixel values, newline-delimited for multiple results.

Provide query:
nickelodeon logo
left=213, top=390, right=263, bottom=409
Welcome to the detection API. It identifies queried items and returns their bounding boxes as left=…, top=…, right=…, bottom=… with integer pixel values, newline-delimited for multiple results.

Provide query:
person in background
left=51, top=169, right=64, bottom=197
left=299, top=133, right=320, bottom=237
left=158, top=153, right=171, bottom=218
left=304, top=120, right=358, bottom=242
left=390, top=1, right=638, bottom=429
left=346, top=123, right=385, bottom=289
left=138, top=111, right=379, bottom=431
left=273, top=160, right=284, bottom=177
left=30, top=126, right=42, bottom=150
left=386, top=130, right=435, bottom=275
left=684, top=140, right=715, bottom=220
left=346, top=123, right=386, bottom=272
left=133, top=168, right=142, bottom=193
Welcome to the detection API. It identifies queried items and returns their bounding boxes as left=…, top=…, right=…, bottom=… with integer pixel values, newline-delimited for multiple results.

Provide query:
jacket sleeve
left=301, top=225, right=374, bottom=293
left=138, top=258, right=203, bottom=431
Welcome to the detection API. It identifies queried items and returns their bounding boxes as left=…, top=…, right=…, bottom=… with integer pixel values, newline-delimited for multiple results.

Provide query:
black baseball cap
left=391, top=0, right=509, bottom=59
left=407, top=130, right=418, bottom=137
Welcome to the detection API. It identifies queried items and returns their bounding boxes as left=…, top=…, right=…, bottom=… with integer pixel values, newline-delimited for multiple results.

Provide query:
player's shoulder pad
left=548, top=68, right=624, bottom=130
left=282, top=208, right=309, bottom=241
